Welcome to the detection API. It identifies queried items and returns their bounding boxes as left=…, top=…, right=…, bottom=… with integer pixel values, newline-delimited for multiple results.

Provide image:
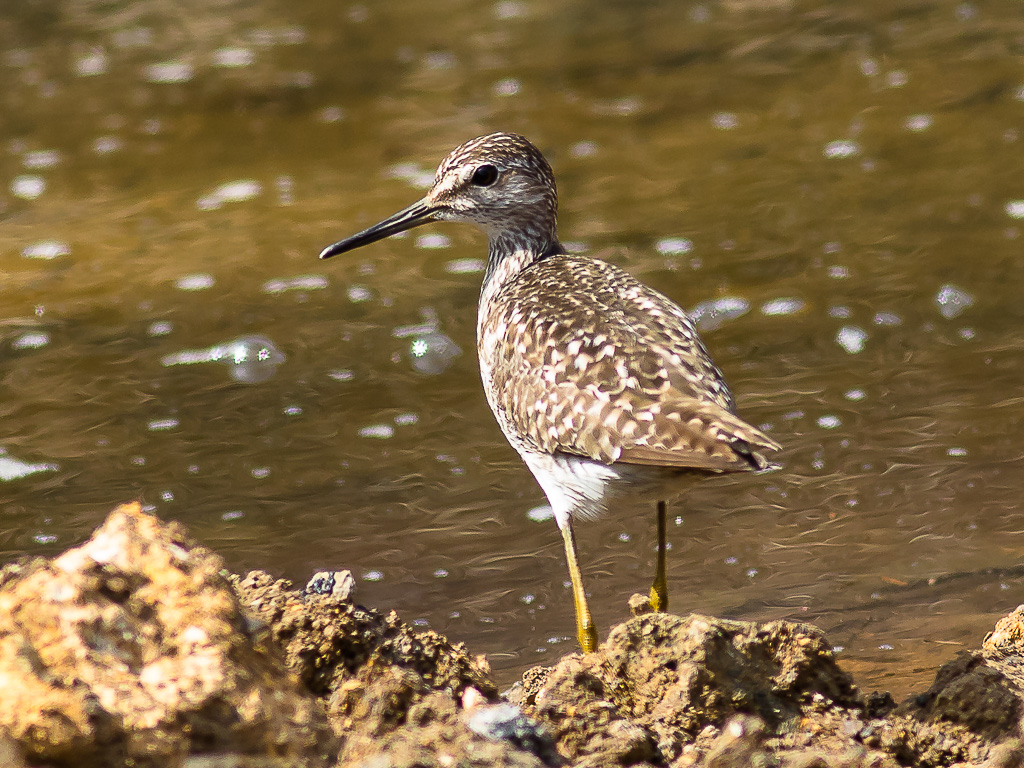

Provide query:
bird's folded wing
left=487, top=256, right=780, bottom=472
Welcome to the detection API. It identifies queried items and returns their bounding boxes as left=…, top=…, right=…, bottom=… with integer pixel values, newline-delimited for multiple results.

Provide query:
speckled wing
left=484, top=254, right=780, bottom=472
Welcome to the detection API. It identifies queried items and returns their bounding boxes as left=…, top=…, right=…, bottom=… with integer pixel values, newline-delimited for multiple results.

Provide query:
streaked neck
left=479, top=234, right=562, bottom=313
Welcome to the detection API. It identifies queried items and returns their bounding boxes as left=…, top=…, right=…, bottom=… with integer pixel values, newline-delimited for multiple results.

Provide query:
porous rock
left=880, top=603, right=1024, bottom=765
left=518, top=612, right=860, bottom=765
left=232, top=570, right=495, bottom=703
left=0, top=502, right=336, bottom=768
left=513, top=606, right=1024, bottom=768
left=232, top=570, right=553, bottom=766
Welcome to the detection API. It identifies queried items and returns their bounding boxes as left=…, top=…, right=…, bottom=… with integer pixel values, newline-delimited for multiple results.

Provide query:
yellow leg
left=649, top=500, right=669, bottom=612
left=560, top=520, right=598, bottom=652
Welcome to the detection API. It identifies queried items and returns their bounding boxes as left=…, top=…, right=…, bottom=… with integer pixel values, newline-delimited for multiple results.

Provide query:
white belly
left=520, top=449, right=694, bottom=530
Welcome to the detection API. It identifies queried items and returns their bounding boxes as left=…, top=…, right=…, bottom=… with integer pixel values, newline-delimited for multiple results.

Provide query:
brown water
left=2, top=0, right=1023, bottom=697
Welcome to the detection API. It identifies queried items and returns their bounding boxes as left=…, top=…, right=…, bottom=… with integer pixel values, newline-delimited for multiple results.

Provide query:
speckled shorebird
left=319, top=132, right=780, bottom=652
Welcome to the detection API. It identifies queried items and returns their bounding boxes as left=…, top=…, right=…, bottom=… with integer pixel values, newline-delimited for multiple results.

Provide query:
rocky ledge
left=0, top=502, right=1021, bottom=767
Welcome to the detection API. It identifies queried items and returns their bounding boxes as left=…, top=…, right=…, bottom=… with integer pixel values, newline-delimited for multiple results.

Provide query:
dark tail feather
left=732, top=438, right=781, bottom=472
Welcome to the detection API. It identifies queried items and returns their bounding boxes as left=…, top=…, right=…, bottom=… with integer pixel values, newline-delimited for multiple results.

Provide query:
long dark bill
left=319, top=198, right=437, bottom=260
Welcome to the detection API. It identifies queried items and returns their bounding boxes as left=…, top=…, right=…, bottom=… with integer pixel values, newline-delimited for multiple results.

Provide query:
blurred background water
left=1, top=0, right=1022, bottom=696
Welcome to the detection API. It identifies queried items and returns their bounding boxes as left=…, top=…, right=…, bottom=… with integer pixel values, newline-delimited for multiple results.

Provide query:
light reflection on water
left=161, top=334, right=286, bottom=383
left=1, top=0, right=1023, bottom=697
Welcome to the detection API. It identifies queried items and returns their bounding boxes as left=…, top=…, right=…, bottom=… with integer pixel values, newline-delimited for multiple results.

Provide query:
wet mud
left=0, top=503, right=1022, bottom=767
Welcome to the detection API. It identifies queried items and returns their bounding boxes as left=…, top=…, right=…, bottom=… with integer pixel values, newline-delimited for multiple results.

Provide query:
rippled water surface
left=2, top=0, right=1023, bottom=695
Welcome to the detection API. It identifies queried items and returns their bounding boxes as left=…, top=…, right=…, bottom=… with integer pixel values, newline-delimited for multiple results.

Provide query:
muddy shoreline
left=0, top=503, right=1020, bottom=767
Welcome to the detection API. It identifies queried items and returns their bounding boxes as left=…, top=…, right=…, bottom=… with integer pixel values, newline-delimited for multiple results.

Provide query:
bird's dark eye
left=471, top=164, right=499, bottom=187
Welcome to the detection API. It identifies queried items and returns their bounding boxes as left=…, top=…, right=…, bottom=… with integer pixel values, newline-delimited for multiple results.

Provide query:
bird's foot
left=649, top=580, right=668, bottom=613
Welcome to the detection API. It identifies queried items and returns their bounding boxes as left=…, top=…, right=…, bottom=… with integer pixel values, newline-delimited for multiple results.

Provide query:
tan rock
left=232, top=570, right=551, bottom=766
left=0, top=502, right=336, bottom=767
